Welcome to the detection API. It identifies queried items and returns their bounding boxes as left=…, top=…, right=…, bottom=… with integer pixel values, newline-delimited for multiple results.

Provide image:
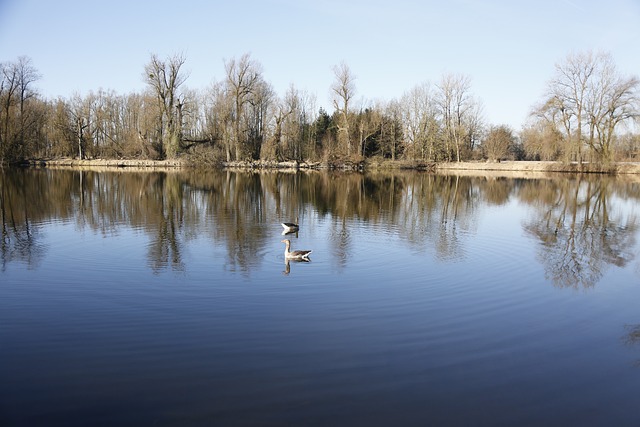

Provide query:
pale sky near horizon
left=0, top=0, right=638, bottom=130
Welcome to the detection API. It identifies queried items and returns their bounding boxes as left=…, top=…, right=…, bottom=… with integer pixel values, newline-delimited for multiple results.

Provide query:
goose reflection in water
left=281, top=228, right=299, bottom=237
left=283, top=257, right=310, bottom=275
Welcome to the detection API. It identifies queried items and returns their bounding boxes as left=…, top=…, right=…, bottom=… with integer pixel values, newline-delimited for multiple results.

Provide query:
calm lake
left=2, top=167, right=640, bottom=426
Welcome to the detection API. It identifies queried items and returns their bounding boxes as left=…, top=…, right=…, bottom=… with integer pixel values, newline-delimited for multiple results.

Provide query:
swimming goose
left=281, top=217, right=299, bottom=233
left=281, top=239, right=312, bottom=260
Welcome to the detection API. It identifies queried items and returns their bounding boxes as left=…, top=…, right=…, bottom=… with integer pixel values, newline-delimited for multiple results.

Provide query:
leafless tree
left=616, top=132, right=640, bottom=160
left=204, top=80, right=234, bottom=161
left=381, top=99, right=403, bottom=161
left=144, top=52, right=188, bottom=159
left=246, top=79, right=273, bottom=160
left=483, top=125, right=514, bottom=161
left=585, top=57, right=639, bottom=162
left=295, top=88, right=317, bottom=161
left=355, top=99, right=382, bottom=158
left=331, top=62, right=356, bottom=156
left=0, top=56, right=41, bottom=161
left=45, top=97, right=73, bottom=157
left=545, top=51, right=598, bottom=163
left=401, top=83, right=440, bottom=160
left=521, top=121, right=562, bottom=160
left=270, top=85, right=298, bottom=161
left=436, top=74, right=480, bottom=162
left=67, top=93, right=91, bottom=159
left=536, top=50, right=639, bottom=164
left=224, top=53, right=264, bottom=161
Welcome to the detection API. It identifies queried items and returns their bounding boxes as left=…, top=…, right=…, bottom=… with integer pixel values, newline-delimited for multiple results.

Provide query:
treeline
left=1, top=50, right=638, bottom=166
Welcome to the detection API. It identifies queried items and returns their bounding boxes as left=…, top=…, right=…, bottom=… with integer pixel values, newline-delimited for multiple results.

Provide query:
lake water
left=1, top=168, right=640, bottom=426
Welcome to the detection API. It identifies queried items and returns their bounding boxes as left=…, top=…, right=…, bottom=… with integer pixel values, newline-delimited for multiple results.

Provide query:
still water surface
left=1, top=168, right=640, bottom=426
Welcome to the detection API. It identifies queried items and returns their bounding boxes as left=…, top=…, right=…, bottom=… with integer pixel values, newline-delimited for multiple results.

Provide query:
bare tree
left=263, top=85, right=315, bottom=162
left=586, top=56, right=639, bottom=162
left=401, top=83, right=440, bottom=160
left=246, top=79, right=273, bottom=160
left=381, top=99, right=403, bottom=161
left=536, top=51, right=639, bottom=164
left=269, top=85, right=298, bottom=161
left=436, top=74, right=479, bottom=162
left=546, top=51, right=598, bottom=163
left=67, top=93, right=91, bottom=159
left=356, top=100, right=382, bottom=158
left=617, top=132, right=640, bottom=160
left=0, top=56, right=41, bottom=161
left=521, top=121, right=562, bottom=161
left=483, top=125, right=514, bottom=161
left=224, top=53, right=263, bottom=161
left=15, top=57, right=41, bottom=158
left=331, top=62, right=356, bottom=156
left=119, top=92, right=152, bottom=158
left=204, top=80, right=234, bottom=161
left=144, top=52, right=188, bottom=159
left=283, top=87, right=316, bottom=161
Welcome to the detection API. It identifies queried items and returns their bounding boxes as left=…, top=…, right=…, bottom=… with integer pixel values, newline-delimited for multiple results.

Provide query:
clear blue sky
left=1, top=0, right=638, bottom=129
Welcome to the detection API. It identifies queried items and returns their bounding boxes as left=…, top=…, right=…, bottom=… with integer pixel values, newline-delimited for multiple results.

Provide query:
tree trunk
left=77, top=117, right=85, bottom=160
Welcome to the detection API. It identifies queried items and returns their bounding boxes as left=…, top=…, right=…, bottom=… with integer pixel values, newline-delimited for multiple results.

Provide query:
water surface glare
left=2, top=168, right=640, bottom=426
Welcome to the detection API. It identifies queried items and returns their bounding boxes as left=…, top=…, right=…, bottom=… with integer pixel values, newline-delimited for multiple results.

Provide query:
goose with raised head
left=281, top=239, right=312, bottom=260
left=281, top=216, right=299, bottom=234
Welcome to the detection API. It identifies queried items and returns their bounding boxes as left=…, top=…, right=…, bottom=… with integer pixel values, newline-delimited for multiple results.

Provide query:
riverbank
left=26, top=158, right=184, bottom=169
left=433, top=160, right=640, bottom=174
left=19, top=158, right=640, bottom=175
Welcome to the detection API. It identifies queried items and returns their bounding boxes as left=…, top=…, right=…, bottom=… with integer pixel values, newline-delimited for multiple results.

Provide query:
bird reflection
left=283, top=258, right=310, bottom=275
left=281, top=229, right=299, bottom=237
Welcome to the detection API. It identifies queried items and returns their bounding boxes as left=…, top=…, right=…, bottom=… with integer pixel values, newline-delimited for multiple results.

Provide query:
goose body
left=281, top=239, right=312, bottom=260
left=281, top=219, right=299, bottom=235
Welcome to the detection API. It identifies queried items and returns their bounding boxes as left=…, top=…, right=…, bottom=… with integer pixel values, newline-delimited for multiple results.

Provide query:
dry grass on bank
left=23, top=158, right=640, bottom=176
left=33, top=158, right=183, bottom=168
left=435, top=160, right=640, bottom=175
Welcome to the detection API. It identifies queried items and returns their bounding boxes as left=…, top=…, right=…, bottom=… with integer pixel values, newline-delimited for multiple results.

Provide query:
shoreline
left=16, top=158, right=640, bottom=175
left=434, top=160, right=640, bottom=174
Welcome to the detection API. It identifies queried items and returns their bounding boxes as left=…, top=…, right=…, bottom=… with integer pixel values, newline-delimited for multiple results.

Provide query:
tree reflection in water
left=0, top=169, right=47, bottom=271
left=622, top=324, right=640, bottom=367
left=521, top=175, right=637, bottom=288
left=0, top=168, right=638, bottom=289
